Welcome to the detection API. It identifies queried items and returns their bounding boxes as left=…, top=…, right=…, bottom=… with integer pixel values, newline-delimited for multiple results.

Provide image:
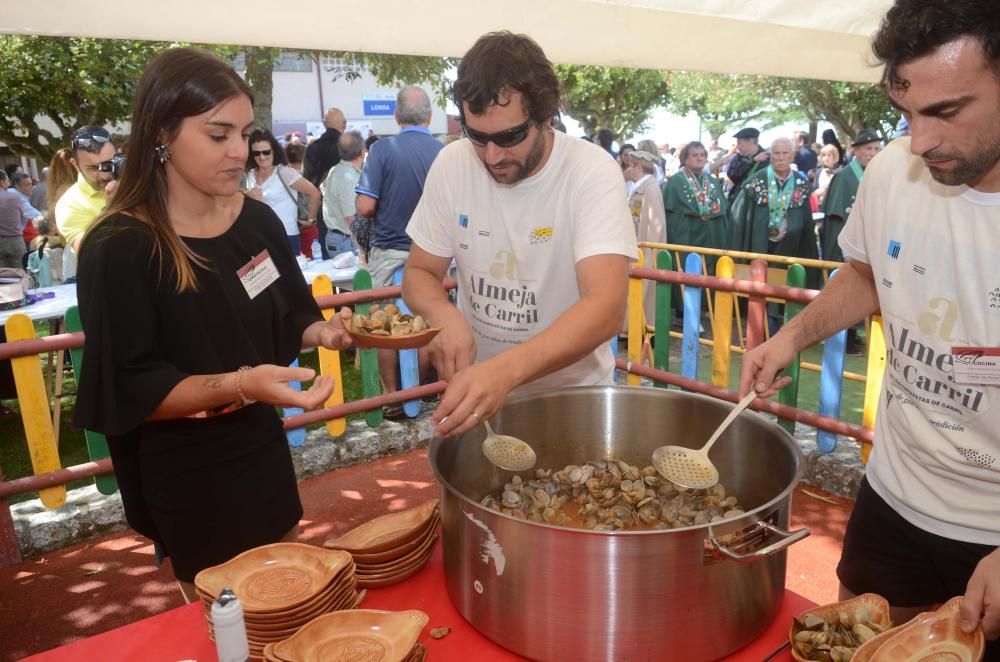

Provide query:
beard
left=924, top=131, right=1000, bottom=186
left=483, top=130, right=548, bottom=185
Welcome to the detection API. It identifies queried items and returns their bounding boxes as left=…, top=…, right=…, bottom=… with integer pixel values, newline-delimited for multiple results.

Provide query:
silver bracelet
left=235, top=366, right=256, bottom=406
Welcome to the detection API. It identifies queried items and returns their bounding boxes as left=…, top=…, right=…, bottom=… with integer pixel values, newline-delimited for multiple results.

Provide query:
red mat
left=24, top=542, right=809, bottom=661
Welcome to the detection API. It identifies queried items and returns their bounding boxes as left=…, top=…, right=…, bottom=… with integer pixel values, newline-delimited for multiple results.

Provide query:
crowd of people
left=600, top=121, right=901, bottom=349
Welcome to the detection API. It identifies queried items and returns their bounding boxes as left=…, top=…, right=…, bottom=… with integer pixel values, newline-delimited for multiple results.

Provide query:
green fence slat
left=653, top=251, right=673, bottom=387
left=64, top=306, right=118, bottom=495
left=352, top=269, right=384, bottom=427
left=777, top=264, right=806, bottom=433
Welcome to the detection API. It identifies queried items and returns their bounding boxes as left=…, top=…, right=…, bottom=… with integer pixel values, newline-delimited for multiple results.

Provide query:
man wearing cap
left=820, top=129, right=882, bottom=263
left=624, top=150, right=667, bottom=325
left=724, top=127, right=770, bottom=204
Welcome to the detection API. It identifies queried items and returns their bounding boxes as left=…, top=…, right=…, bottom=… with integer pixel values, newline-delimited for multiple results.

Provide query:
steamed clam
left=351, top=303, right=428, bottom=338
left=481, top=458, right=746, bottom=531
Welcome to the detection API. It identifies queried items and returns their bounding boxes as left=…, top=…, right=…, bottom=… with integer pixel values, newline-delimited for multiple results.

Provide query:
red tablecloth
left=26, top=544, right=809, bottom=661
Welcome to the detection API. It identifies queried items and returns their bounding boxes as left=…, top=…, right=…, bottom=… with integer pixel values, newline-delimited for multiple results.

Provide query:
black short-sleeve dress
left=74, top=197, right=323, bottom=581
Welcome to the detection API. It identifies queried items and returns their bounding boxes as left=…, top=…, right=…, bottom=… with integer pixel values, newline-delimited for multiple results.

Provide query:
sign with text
left=363, top=99, right=396, bottom=116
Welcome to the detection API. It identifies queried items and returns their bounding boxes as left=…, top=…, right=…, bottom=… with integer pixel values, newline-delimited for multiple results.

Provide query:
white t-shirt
left=246, top=165, right=301, bottom=237
left=407, top=131, right=637, bottom=396
left=839, top=137, right=1000, bottom=545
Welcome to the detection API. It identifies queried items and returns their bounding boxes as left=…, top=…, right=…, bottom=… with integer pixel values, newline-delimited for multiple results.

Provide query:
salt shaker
left=211, top=588, right=249, bottom=662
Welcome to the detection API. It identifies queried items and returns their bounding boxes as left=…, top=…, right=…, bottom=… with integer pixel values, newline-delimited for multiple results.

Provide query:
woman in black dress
left=73, top=48, right=352, bottom=600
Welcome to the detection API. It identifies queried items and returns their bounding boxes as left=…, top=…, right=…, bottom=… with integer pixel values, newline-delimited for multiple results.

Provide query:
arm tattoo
left=202, top=376, right=224, bottom=390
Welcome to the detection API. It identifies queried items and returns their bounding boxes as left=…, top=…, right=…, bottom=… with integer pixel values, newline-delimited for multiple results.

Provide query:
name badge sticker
left=237, top=249, right=281, bottom=300
left=951, top=346, right=1000, bottom=386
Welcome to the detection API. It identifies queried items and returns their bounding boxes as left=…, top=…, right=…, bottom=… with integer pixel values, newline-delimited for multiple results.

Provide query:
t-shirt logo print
left=529, top=226, right=553, bottom=244
left=887, top=239, right=902, bottom=260
left=988, top=287, right=1000, bottom=310
left=458, top=213, right=469, bottom=229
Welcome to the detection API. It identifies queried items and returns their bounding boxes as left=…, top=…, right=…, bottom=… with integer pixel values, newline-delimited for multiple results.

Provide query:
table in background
left=0, top=258, right=358, bottom=330
left=24, top=543, right=809, bottom=662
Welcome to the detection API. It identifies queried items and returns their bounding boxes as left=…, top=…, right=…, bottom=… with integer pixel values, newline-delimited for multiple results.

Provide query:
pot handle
left=711, top=521, right=811, bottom=563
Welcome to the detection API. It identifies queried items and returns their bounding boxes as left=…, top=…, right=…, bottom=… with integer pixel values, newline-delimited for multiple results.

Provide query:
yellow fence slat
left=626, top=251, right=645, bottom=386
left=861, top=315, right=887, bottom=463
left=711, top=257, right=735, bottom=388
left=311, top=276, right=346, bottom=437
left=6, top=314, right=65, bottom=508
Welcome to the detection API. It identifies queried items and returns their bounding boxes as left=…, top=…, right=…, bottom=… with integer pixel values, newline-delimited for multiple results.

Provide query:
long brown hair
left=85, top=47, right=253, bottom=292
left=47, top=148, right=77, bottom=219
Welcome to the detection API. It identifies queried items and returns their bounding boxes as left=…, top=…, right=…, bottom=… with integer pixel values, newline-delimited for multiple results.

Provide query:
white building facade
left=264, top=53, right=450, bottom=139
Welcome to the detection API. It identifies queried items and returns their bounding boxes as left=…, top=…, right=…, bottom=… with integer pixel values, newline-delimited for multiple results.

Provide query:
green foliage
left=666, top=71, right=896, bottom=143
left=556, top=65, right=669, bottom=140
left=766, top=78, right=897, bottom=143
left=666, top=72, right=776, bottom=140
left=325, top=53, right=457, bottom=109
left=0, top=36, right=168, bottom=162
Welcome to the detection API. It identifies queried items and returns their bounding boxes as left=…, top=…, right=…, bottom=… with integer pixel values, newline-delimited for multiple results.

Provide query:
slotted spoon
left=651, top=391, right=757, bottom=489
left=481, top=420, right=537, bottom=472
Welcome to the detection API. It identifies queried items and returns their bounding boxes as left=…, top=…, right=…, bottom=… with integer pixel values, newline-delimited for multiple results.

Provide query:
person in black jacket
left=303, top=107, right=346, bottom=259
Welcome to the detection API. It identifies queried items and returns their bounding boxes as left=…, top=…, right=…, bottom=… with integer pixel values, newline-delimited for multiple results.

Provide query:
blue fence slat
left=680, top=253, right=703, bottom=381
left=393, top=267, right=421, bottom=418
left=283, top=357, right=307, bottom=447
left=817, top=269, right=847, bottom=452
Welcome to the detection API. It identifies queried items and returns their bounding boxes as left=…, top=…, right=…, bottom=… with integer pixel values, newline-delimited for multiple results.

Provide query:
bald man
left=304, top=107, right=347, bottom=259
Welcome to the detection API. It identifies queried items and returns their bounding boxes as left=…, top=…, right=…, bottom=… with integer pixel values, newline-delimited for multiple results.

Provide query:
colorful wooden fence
left=0, top=257, right=884, bottom=567
left=627, top=248, right=883, bottom=463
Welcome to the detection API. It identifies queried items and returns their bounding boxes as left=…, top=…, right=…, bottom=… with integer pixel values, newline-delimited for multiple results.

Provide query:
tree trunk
left=244, top=47, right=275, bottom=132
left=808, top=121, right=818, bottom=145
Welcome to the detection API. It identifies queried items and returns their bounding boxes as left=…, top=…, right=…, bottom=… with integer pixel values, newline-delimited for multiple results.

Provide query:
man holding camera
left=55, top=126, right=118, bottom=281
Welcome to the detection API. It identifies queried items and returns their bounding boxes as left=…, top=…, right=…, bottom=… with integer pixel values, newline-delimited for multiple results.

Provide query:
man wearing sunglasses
left=403, top=31, right=637, bottom=437
left=55, top=125, right=118, bottom=281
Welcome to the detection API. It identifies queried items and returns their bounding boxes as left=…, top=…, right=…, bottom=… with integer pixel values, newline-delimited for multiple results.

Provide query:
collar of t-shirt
left=75, top=172, right=104, bottom=198
left=959, top=185, right=1000, bottom=207
left=399, top=126, right=432, bottom=136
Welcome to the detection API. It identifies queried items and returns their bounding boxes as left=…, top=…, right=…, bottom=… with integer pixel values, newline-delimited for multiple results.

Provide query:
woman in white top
left=244, top=128, right=320, bottom=256
left=813, top=143, right=843, bottom=205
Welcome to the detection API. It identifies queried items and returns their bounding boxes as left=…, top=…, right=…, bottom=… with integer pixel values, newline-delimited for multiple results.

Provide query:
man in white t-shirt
left=739, top=0, right=1000, bottom=651
left=403, top=31, right=637, bottom=437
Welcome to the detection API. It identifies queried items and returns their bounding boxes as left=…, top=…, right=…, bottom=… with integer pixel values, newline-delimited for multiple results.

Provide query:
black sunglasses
left=71, top=128, right=111, bottom=152
left=252, top=149, right=272, bottom=157
left=462, top=119, right=533, bottom=149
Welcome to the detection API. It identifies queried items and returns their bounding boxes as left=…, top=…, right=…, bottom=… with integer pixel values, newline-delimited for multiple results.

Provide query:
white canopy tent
left=5, top=0, right=892, bottom=83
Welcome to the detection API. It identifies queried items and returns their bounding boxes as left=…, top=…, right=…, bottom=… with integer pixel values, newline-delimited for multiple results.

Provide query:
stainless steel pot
left=429, top=386, right=809, bottom=662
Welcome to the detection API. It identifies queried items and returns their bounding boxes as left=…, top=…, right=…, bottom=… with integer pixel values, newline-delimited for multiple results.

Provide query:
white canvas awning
left=4, top=0, right=892, bottom=82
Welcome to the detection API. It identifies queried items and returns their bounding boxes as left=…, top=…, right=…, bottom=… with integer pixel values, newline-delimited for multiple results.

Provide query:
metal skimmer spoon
left=651, top=391, right=757, bottom=489
left=481, top=420, right=537, bottom=472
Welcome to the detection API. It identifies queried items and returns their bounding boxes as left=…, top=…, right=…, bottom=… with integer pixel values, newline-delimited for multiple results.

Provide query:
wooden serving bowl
left=348, top=327, right=440, bottom=350
left=789, top=593, right=892, bottom=662
left=272, top=609, right=429, bottom=662
left=194, top=543, right=352, bottom=613
left=865, top=596, right=985, bottom=662
left=323, top=500, right=439, bottom=554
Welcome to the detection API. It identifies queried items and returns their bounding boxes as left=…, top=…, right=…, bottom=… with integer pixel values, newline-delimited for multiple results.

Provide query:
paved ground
left=0, top=448, right=852, bottom=661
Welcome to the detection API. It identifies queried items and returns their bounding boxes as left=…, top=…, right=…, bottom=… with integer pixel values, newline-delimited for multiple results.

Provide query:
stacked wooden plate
left=194, top=542, right=363, bottom=659
left=324, top=500, right=440, bottom=588
left=262, top=609, right=429, bottom=662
